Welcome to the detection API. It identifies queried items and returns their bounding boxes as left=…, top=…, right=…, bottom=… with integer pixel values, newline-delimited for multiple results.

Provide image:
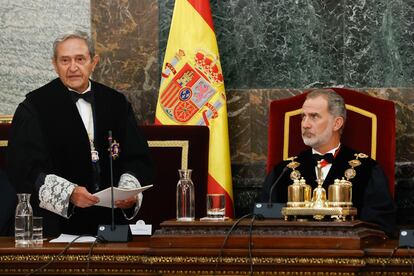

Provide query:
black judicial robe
left=0, top=169, right=16, bottom=236
left=7, top=78, right=154, bottom=236
left=258, top=145, right=397, bottom=236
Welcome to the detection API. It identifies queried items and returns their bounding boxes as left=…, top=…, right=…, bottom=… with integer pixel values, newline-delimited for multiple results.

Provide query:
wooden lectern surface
left=0, top=219, right=413, bottom=275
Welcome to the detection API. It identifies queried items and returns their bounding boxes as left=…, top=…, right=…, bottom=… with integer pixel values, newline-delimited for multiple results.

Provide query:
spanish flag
left=155, top=0, right=234, bottom=217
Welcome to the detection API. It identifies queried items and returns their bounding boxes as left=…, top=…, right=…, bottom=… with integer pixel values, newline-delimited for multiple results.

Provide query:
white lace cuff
left=118, top=173, right=142, bottom=211
left=39, top=174, right=77, bottom=218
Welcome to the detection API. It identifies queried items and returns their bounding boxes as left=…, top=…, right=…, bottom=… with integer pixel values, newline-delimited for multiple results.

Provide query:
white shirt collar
left=312, top=143, right=341, bottom=156
left=67, top=81, right=92, bottom=94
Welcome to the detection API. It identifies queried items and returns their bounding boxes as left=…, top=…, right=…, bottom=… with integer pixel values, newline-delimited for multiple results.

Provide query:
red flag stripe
left=187, top=0, right=214, bottom=31
left=160, top=83, right=177, bottom=102
left=161, top=86, right=180, bottom=108
left=164, top=90, right=180, bottom=108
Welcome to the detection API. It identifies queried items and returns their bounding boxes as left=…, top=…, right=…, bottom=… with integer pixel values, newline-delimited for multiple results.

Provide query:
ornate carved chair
left=267, top=88, right=396, bottom=196
left=139, top=125, right=209, bottom=230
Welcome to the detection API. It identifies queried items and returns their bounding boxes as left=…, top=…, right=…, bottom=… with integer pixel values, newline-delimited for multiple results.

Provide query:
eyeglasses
left=57, top=55, right=90, bottom=66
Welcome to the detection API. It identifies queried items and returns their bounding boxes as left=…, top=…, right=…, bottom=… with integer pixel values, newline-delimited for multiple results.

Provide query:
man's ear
left=91, top=55, right=99, bottom=72
left=52, top=58, right=58, bottom=73
left=333, top=116, right=344, bottom=132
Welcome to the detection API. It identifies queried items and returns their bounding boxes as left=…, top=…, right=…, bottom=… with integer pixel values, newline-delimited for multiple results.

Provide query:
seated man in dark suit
left=259, top=89, right=397, bottom=236
left=0, top=169, right=16, bottom=236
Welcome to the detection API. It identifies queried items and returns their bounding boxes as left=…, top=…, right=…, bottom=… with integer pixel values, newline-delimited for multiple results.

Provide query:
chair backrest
left=0, top=115, right=13, bottom=170
left=138, top=125, right=209, bottom=230
left=267, top=88, right=396, bottom=196
left=0, top=115, right=15, bottom=236
left=0, top=118, right=209, bottom=230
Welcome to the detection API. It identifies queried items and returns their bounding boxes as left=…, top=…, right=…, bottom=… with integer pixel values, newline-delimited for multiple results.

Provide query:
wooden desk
left=0, top=220, right=413, bottom=275
left=0, top=236, right=153, bottom=275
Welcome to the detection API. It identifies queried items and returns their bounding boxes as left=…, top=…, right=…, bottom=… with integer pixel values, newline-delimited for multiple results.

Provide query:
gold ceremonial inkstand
left=281, top=155, right=367, bottom=221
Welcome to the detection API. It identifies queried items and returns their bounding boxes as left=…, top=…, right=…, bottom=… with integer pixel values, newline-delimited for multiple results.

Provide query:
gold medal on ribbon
left=356, top=153, right=368, bottom=159
left=110, top=140, right=121, bottom=159
left=290, top=170, right=301, bottom=180
left=90, top=140, right=99, bottom=163
left=91, top=150, right=99, bottom=162
left=344, top=152, right=367, bottom=180
left=344, top=168, right=356, bottom=180
left=286, top=156, right=301, bottom=180
left=348, top=159, right=361, bottom=168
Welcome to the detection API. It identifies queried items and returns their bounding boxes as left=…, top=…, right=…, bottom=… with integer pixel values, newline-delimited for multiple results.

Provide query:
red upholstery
left=267, top=88, right=396, bottom=196
left=139, top=125, right=209, bottom=230
left=0, top=116, right=13, bottom=170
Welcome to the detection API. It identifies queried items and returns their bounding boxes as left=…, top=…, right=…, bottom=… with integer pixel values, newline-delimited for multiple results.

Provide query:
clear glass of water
left=206, top=194, right=226, bottom=219
left=32, top=217, right=43, bottom=245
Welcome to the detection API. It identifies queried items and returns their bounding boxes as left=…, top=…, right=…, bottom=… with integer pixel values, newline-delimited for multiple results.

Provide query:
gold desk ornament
left=287, top=177, right=312, bottom=207
left=309, top=164, right=329, bottom=219
left=328, top=178, right=353, bottom=207
left=300, top=177, right=312, bottom=205
left=282, top=161, right=357, bottom=222
left=287, top=179, right=301, bottom=207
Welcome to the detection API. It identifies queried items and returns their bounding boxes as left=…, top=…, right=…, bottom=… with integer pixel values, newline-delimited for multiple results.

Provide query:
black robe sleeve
left=360, top=164, right=397, bottom=237
left=7, top=101, right=50, bottom=196
left=0, top=169, right=16, bottom=236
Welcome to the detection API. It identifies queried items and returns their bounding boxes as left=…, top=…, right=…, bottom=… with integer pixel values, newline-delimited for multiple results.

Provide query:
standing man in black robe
left=7, top=30, right=154, bottom=236
left=259, top=89, right=397, bottom=236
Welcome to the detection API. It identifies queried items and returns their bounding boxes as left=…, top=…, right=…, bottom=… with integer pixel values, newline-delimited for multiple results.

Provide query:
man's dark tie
left=312, top=153, right=334, bottom=164
left=70, top=90, right=94, bottom=103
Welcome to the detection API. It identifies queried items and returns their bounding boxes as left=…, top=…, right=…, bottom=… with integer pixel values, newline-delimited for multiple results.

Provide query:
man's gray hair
left=306, top=89, right=347, bottom=132
left=52, top=30, right=95, bottom=59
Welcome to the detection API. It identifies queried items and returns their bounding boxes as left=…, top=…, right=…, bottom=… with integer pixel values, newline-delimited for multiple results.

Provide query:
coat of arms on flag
left=159, top=49, right=224, bottom=126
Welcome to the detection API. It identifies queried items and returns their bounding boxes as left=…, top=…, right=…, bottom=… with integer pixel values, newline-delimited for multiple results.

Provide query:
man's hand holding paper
left=115, top=196, right=137, bottom=209
left=70, top=186, right=100, bottom=208
left=93, top=185, right=153, bottom=208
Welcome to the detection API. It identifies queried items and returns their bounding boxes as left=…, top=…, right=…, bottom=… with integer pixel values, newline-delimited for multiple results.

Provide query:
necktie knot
left=313, top=153, right=334, bottom=165
left=71, top=90, right=94, bottom=103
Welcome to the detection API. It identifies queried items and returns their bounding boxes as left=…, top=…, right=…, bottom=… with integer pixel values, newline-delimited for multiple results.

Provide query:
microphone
left=253, top=166, right=289, bottom=219
left=97, top=131, right=132, bottom=242
left=268, top=166, right=289, bottom=206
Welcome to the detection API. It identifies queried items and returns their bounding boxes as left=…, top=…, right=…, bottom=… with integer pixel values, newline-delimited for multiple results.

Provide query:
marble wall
left=0, top=0, right=413, bottom=225
left=91, top=0, right=159, bottom=124
left=92, top=0, right=414, bottom=224
left=161, top=0, right=414, bottom=89
left=0, top=0, right=90, bottom=114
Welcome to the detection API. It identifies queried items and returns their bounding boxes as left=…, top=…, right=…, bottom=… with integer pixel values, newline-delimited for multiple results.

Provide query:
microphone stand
left=97, top=131, right=132, bottom=242
left=109, top=131, right=115, bottom=231
left=253, top=167, right=289, bottom=219
left=267, top=166, right=289, bottom=207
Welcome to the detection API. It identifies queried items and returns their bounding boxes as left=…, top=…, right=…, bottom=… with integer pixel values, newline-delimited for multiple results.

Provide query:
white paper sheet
left=49, top=234, right=97, bottom=243
left=93, top=185, right=153, bottom=208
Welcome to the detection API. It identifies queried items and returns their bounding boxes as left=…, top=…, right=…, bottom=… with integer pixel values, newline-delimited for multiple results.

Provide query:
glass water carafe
left=176, top=169, right=195, bottom=221
left=15, top=193, right=33, bottom=246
